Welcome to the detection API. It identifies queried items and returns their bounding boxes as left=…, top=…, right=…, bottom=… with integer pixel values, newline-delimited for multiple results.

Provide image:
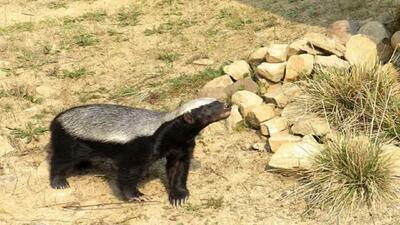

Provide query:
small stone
left=358, top=21, right=390, bottom=44
left=266, top=44, right=289, bottom=63
left=0, top=60, right=11, bottom=69
left=248, top=47, right=268, bottom=62
left=203, top=75, right=233, bottom=89
left=268, top=135, right=324, bottom=170
left=198, top=87, right=228, bottom=100
left=377, top=42, right=394, bottom=64
left=268, top=132, right=302, bottom=153
left=345, top=34, right=378, bottom=66
left=192, top=58, right=214, bottom=66
left=391, top=31, right=400, bottom=49
left=263, top=86, right=289, bottom=108
left=225, top=105, right=243, bottom=131
left=314, top=55, right=350, bottom=70
left=0, top=69, right=7, bottom=77
left=224, top=76, right=258, bottom=96
left=327, top=20, right=359, bottom=44
left=285, top=54, right=314, bottom=81
left=15, top=68, right=24, bottom=75
left=291, top=117, right=330, bottom=136
left=223, top=60, right=251, bottom=80
left=260, top=117, right=288, bottom=136
left=252, top=142, right=267, bottom=151
left=305, top=32, right=346, bottom=57
left=36, top=86, right=58, bottom=98
left=257, top=62, right=286, bottom=82
left=0, top=136, right=14, bottom=157
left=245, top=104, right=276, bottom=129
left=231, top=90, right=263, bottom=111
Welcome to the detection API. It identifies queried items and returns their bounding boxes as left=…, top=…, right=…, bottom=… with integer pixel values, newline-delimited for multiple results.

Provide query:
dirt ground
left=0, top=0, right=399, bottom=224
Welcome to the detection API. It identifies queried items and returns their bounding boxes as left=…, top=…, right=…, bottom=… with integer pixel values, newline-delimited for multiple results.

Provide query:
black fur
left=49, top=101, right=230, bottom=205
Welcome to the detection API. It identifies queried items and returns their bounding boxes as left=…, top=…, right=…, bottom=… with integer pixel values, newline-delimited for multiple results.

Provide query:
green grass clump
left=167, top=67, right=224, bottom=91
left=80, top=10, right=108, bottom=22
left=297, top=135, right=399, bottom=217
left=73, top=33, right=99, bottom=46
left=7, top=122, right=49, bottom=143
left=62, top=68, right=89, bottom=79
left=301, top=63, right=400, bottom=141
left=116, top=7, right=142, bottom=26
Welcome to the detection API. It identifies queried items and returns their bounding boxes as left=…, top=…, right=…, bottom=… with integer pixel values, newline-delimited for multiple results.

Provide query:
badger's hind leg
left=49, top=121, right=76, bottom=189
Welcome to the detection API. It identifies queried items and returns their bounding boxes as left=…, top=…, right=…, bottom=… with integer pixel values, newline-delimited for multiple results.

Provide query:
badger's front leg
left=166, top=145, right=194, bottom=206
left=117, top=159, right=147, bottom=201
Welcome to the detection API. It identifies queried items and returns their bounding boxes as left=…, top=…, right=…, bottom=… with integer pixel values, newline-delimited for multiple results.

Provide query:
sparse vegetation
left=0, top=86, right=43, bottom=104
left=116, top=7, right=142, bottom=26
left=62, top=67, right=90, bottom=79
left=73, top=33, right=99, bottom=46
left=297, top=135, right=399, bottom=217
left=47, top=1, right=68, bottom=9
left=157, top=51, right=179, bottom=65
left=301, top=63, right=400, bottom=141
left=81, top=10, right=108, bottom=22
left=7, top=122, right=49, bottom=143
left=219, top=8, right=252, bottom=30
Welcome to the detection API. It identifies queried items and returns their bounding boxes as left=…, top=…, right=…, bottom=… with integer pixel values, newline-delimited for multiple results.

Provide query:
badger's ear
left=183, top=112, right=194, bottom=124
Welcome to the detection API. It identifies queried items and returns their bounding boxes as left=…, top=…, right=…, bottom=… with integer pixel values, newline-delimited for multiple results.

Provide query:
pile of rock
left=198, top=19, right=400, bottom=171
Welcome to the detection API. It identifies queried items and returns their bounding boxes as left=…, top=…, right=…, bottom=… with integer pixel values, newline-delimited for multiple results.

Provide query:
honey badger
left=48, top=98, right=231, bottom=205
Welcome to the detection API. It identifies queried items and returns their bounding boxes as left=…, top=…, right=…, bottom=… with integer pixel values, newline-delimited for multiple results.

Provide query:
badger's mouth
left=219, top=104, right=231, bottom=119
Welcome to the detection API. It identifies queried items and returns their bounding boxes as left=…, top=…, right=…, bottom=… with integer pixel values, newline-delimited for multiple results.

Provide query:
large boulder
left=224, top=76, right=258, bottom=96
left=268, top=135, right=324, bottom=170
left=231, top=90, right=263, bottom=117
left=225, top=105, right=243, bottom=132
left=327, top=20, right=359, bottom=44
left=268, top=132, right=302, bottom=152
left=285, top=54, right=314, bottom=81
left=304, top=32, right=346, bottom=57
left=248, top=47, right=268, bottom=63
left=266, top=44, right=289, bottom=63
left=223, top=60, right=251, bottom=80
left=289, top=39, right=324, bottom=56
left=260, top=117, right=289, bottom=136
left=314, top=55, right=350, bottom=70
left=245, top=104, right=276, bottom=129
left=203, top=75, right=233, bottom=89
left=257, top=62, right=286, bottom=82
left=358, top=21, right=390, bottom=44
left=345, top=34, right=378, bottom=66
left=198, top=87, right=227, bottom=100
left=291, top=117, right=331, bottom=136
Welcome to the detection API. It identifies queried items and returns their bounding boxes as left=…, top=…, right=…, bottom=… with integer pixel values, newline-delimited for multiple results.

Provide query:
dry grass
left=300, top=63, right=400, bottom=142
left=297, top=135, right=400, bottom=219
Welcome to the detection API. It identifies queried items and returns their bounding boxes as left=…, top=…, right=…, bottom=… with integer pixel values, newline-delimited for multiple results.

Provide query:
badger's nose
left=224, top=102, right=232, bottom=109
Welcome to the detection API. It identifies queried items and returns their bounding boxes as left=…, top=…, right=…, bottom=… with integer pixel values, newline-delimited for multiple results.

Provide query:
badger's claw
left=168, top=189, right=189, bottom=206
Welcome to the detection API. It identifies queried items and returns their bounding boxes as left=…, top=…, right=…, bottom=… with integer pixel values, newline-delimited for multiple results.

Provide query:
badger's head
left=179, top=98, right=231, bottom=127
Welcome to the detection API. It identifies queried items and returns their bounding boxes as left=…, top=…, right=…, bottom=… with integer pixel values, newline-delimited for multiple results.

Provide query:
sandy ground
left=0, top=0, right=399, bottom=224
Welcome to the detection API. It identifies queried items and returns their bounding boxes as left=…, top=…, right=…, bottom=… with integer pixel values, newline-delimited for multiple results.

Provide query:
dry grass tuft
left=300, top=63, right=400, bottom=142
left=297, top=135, right=400, bottom=218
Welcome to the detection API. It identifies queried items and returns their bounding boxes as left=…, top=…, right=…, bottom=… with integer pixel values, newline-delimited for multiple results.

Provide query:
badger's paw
left=168, top=188, right=189, bottom=206
left=124, top=189, right=152, bottom=202
left=50, top=177, right=70, bottom=189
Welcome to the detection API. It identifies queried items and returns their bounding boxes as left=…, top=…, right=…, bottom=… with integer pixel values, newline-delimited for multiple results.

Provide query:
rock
left=268, top=132, right=302, bottom=153
left=285, top=54, right=314, bottom=81
left=289, top=39, right=324, bottom=56
left=0, top=69, right=7, bottom=77
left=305, top=32, right=346, bottom=57
left=358, top=21, right=390, bottom=44
left=252, top=142, right=267, bottom=152
left=381, top=144, right=400, bottom=177
left=281, top=102, right=306, bottom=124
left=231, top=90, right=263, bottom=114
left=225, top=105, right=243, bottom=131
left=198, top=87, right=227, bottom=100
left=327, top=20, right=359, bottom=45
left=192, top=58, right=214, bottom=66
left=248, top=47, right=268, bottom=63
left=268, top=135, right=324, bottom=170
left=224, top=76, right=258, bottom=96
left=0, top=136, right=14, bottom=157
left=223, top=60, right=251, bottom=80
left=257, top=62, right=286, bottom=82
left=314, top=55, right=350, bottom=70
left=36, top=86, right=57, bottom=98
left=281, top=83, right=302, bottom=100
left=203, top=75, right=233, bottom=89
left=263, top=86, right=289, bottom=108
left=377, top=42, right=394, bottom=63
left=345, top=34, right=378, bottom=66
left=391, top=31, right=400, bottom=49
left=266, top=44, right=289, bottom=63
left=245, top=104, right=275, bottom=128
left=260, top=117, right=288, bottom=136
left=291, top=117, right=330, bottom=136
